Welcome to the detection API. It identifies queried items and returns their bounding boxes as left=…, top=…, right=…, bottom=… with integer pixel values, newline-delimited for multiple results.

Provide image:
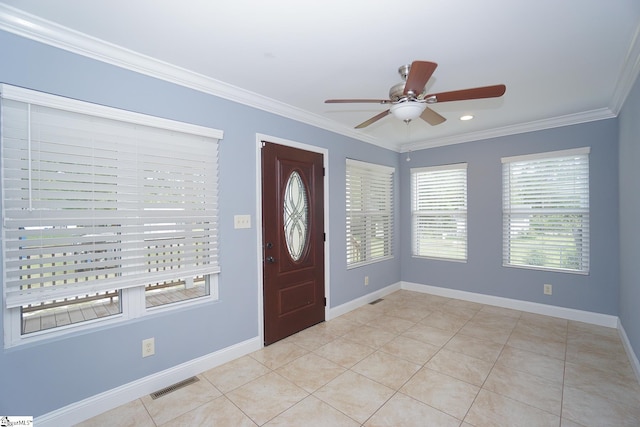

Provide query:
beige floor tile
left=285, top=325, right=338, bottom=351
left=314, top=337, right=375, bottom=368
left=380, top=335, right=440, bottom=365
left=316, top=316, right=359, bottom=336
left=343, top=324, right=397, bottom=348
left=226, top=372, right=308, bottom=425
left=426, top=348, right=493, bottom=386
left=444, top=299, right=484, bottom=312
left=402, top=323, right=456, bottom=347
left=479, top=305, right=522, bottom=319
left=562, top=385, right=640, bottom=427
left=276, top=352, right=346, bottom=393
left=202, top=354, right=271, bottom=393
left=158, top=395, right=255, bottom=427
left=470, top=311, right=519, bottom=331
left=74, top=399, right=154, bottom=427
left=78, top=291, right=640, bottom=427
left=366, top=314, right=416, bottom=334
left=314, top=370, right=395, bottom=424
left=341, top=305, right=383, bottom=324
left=458, top=321, right=513, bottom=345
left=400, top=367, right=479, bottom=420
left=567, top=330, right=624, bottom=353
left=265, top=395, right=360, bottom=427
left=560, top=419, right=587, bottom=427
left=444, top=334, right=504, bottom=363
left=420, top=293, right=452, bottom=306
left=506, top=328, right=566, bottom=360
left=250, top=341, right=308, bottom=369
left=484, top=364, right=563, bottom=415
left=140, top=375, right=222, bottom=425
left=465, top=389, right=559, bottom=427
left=364, top=393, right=460, bottom=427
left=416, top=296, right=455, bottom=312
left=513, top=318, right=567, bottom=343
left=421, top=310, right=470, bottom=332
left=380, top=289, right=414, bottom=302
left=352, top=350, right=421, bottom=389
left=565, top=346, right=634, bottom=375
left=367, top=298, right=402, bottom=313
left=496, top=345, right=565, bottom=384
left=565, top=331, right=632, bottom=375
left=564, top=361, right=640, bottom=408
left=383, top=305, right=431, bottom=322
left=519, top=312, right=568, bottom=329
left=568, top=320, right=619, bottom=338
left=436, top=304, right=479, bottom=321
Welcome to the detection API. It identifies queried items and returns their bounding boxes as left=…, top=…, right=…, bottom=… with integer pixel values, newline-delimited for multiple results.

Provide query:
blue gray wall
left=0, top=30, right=400, bottom=416
left=619, top=72, right=640, bottom=359
left=400, top=120, right=620, bottom=315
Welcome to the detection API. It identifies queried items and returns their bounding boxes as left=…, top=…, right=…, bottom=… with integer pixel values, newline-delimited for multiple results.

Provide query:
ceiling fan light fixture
left=390, top=102, right=427, bottom=121
left=460, top=114, right=474, bottom=121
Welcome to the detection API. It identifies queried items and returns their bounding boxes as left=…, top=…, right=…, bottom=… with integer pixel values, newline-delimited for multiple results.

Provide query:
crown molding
left=0, top=4, right=635, bottom=155
left=400, top=107, right=616, bottom=152
left=610, top=21, right=640, bottom=114
left=0, top=4, right=387, bottom=149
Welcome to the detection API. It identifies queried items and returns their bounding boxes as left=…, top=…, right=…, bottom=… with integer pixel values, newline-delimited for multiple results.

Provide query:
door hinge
left=323, top=232, right=326, bottom=242
left=324, top=297, right=327, bottom=307
left=323, top=167, right=325, bottom=177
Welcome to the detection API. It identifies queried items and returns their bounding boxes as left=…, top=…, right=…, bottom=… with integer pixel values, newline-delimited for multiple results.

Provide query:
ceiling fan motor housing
left=389, top=63, right=426, bottom=101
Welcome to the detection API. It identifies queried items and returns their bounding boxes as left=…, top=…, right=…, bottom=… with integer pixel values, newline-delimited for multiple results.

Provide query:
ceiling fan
left=325, top=61, right=506, bottom=129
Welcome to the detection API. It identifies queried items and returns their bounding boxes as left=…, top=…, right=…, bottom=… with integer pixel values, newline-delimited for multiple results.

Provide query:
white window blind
left=411, top=163, right=467, bottom=261
left=1, top=85, right=222, bottom=309
left=346, top=159, right=394, bottom=267
left=502, top=147, right=590, bottom=273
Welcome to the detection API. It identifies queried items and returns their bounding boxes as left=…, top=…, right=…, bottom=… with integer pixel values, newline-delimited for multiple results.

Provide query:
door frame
left=255, top=133, right=330, bottom=347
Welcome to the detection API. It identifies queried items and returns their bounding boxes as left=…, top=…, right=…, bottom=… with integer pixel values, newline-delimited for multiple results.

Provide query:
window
left=502, top=147, right=590, bottom=273
left=1, top=84, right=222, bottom=345
left=346, top=159, right=394, bottom=267
left=411, top=163, right=468, bottom=261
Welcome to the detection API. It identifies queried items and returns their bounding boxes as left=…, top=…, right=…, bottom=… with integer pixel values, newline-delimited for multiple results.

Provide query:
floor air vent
left=150, top=376, right=199, bottom=400
left=369, top=298, right=384, bottom=305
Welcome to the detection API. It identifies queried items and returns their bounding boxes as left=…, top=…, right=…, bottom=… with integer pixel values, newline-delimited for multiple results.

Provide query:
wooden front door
left=261, top=141, right=325, bottom=345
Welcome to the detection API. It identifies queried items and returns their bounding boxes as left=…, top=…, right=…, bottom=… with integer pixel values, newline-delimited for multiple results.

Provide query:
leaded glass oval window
left=283, top=171, right=308, bottom=261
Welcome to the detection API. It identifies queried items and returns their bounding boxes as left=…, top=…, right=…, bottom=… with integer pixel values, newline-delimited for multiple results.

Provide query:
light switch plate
left=234, top=214, right=251, bottom=229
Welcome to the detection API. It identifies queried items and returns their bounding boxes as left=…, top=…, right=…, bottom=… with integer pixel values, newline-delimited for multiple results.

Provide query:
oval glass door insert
left=283, top=170, right=308, bottom=261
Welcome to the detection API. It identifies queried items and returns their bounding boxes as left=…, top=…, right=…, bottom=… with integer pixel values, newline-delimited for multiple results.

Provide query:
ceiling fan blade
left=325, top=99, right=391, bottom=104
left=420, top=107, right=446, bottom=126
left=404, top=61, right=438, bottom=96
left=426, top=84, right=506, bottom=103
left=355, top=110, right=390, bottom=129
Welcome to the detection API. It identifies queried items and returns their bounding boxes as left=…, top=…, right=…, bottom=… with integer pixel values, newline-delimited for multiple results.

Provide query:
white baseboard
left=327, top=282, right=401, bottom=320
left=618, top=322, right=640, bottom=384
left=35, top=336, right=262, bottom=427
left=401, top=281, right=619, bottom=328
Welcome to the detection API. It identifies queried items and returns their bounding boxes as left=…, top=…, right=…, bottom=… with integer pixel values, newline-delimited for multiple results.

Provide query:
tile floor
left=76, top=290, right=640, bottom=426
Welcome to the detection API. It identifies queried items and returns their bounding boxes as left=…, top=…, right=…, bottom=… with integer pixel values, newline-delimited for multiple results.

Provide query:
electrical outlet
left=364, top=276, right=369, bottom=286
left=543, top=284, right=553, bottom=295
left=142, top=338, right=155, bottom=357
left=233, top=214, right=251, bottom=229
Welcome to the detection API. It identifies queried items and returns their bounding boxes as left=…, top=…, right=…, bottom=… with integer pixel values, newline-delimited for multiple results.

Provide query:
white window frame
left=1, top=84, right=223, bottom=347
left=346, top=159, right=394, bottom=268
left=502, top=147, right=590, bottom=274
left=411, top=163, right=468, bottom=261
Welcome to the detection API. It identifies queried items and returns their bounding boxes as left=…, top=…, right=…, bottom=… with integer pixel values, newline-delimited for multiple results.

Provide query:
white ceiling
left=1, top=1, right=639, bottom=151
